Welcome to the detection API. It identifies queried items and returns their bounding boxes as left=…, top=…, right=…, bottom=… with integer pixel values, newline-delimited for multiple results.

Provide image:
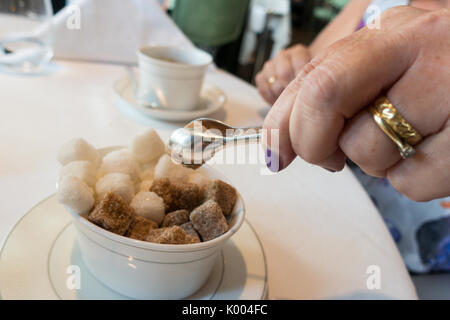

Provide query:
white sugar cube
left=139, top=179, right=154, bottom=192
left=187, top=171, right=210, bottom=190
left=130, top=191, right=165, bottom=224
left=59, top=160, right=97, bottom=188
left=57, top=176, right=95, bottom=215
left=130, top=129, right=166, bottom=164
left=140, top=164, right=155, bottom=181
left=57, top=138, right=100, bottom=167
left=96, top=173, right=135, bottom=203
left=100, top=149, right=141, bottom=183
left=154, top=154, right=193, bottom=183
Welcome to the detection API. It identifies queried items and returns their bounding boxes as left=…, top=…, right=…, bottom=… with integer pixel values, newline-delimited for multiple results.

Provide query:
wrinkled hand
left=264, top=7, right=450, bottom=201
left=255, top=44, right=311, bottom=105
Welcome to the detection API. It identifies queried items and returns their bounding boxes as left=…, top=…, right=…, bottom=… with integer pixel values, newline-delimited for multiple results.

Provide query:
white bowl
left=64, top=159, right=245, bottom=300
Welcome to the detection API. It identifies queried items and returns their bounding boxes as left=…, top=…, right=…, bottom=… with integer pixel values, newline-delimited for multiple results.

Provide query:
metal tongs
left=167, top=118, right=262, bottom=169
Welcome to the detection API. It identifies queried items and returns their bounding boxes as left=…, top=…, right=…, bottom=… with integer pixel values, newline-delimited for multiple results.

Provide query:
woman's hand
left=255, top=44, right=311, bottom=105
left=263, top=7, right=450, bottom=201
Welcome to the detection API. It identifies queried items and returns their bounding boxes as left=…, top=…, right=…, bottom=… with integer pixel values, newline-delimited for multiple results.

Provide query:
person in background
left=256, top=0, right=450, bottom=273
left=256, top=0, right=448, bottom=104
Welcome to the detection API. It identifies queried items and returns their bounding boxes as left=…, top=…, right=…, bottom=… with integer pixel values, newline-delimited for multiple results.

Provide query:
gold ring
left=371, top=96, right=423, bottom=145
left=267, top=76, right=276, bottom=86
left=369, top=96, right=422, bottom=159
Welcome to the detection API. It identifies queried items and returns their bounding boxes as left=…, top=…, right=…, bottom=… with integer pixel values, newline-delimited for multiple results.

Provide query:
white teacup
left=137, top=46, right=212, bottom=111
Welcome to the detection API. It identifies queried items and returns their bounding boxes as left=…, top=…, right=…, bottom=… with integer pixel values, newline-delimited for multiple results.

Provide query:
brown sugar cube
left=171, top=181, right=202, bottom=212
left=145, top=226, right=188, bottom=244
left=161, top=209, right=189, bottom=227
left=204, top=180, right=237, bottom=216
left=180, top=221, right=200, bottom=237
left=180, top=222, right=201, bottom=243
left=144, top=228, right=164, bottom=243
left=186, top=234, right=201, bottom=244
left=149, top=178, right=173, bottom=211
left=151, top=178, right=202, bottom=212
left=88, top=192, right=135, bottom=235
left=127, top=215, right=158, bottom=241
left=190, top=200, right=228, bottom=242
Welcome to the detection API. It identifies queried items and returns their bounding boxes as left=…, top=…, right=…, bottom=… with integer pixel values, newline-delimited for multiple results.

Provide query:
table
left=0, top=0, right=417, bottom=299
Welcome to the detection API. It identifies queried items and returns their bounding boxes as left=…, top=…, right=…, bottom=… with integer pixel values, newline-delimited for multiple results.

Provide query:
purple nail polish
left=265, top=148, right=280, bottom=172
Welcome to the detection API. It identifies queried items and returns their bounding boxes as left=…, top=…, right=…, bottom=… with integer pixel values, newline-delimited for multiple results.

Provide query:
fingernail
left=265, top=148, right=272, bottom=169
left=265, top=148, right=281, bottom=173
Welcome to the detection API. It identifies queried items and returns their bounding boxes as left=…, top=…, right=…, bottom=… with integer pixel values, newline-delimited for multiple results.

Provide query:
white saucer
left=113, top=76, right=226, bottom=122
left=0, top=195, right=267, bottom=300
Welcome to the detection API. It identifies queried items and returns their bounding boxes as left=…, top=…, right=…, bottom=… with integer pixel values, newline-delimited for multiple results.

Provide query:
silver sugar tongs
left=167, top=118, right=262, bottom=169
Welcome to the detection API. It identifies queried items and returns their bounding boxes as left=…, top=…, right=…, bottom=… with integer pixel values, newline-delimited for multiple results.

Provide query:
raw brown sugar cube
left=180, top=221, right=200, bottom=237
left=171, top=181, right=202, bottom=212
left=204, top=180, right=237, bottom=216
left=180, top=222, right=201, bottom=243
left=150, top=178, right=202, bottom=212
left=145, top=226, right=188, bottom=244
left=161, top=209, right=189, bottom=227
left=190, top=200, right=228, bottom=241
left=88, top=192, right=135, bottom=235
left=149, top=178, right=173, bottom=211
left=186, top=234, right=201, bottom=244
left=127, top=215, right=158, bottom=241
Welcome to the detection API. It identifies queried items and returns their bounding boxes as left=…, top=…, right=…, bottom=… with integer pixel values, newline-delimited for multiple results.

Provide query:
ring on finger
left=371, top=96, right=423, bottom=145
left=267, top=76, right=277, bottom=86
left=369, top=96, right=423, bottom=159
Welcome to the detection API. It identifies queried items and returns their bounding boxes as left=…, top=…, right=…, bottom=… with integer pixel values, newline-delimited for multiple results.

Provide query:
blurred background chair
left=171, top=0, right=250, bottom=47
left=238, top=0, right=291, bottom=82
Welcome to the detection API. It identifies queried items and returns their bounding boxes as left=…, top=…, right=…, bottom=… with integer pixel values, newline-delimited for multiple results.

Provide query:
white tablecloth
left=0, top=0, right=417, bottom=299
